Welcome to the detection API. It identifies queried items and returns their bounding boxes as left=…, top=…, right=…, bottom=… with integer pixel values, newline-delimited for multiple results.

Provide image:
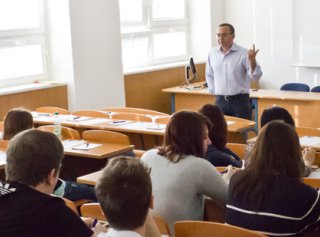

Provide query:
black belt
left=217, top=93, right=249, bottom=101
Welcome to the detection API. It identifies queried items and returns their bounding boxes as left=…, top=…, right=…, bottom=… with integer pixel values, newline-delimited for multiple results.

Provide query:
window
left=0, top=0, right=47, bottom=87
left=119, top=0, right=189, bottom=70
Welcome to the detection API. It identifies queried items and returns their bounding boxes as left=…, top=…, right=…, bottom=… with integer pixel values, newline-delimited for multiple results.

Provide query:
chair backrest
left=280, top=83, right=310, bottom=92
left=303, top=178, right=320, bottom=189
left=153, top=214, right=171, bottom=236
left=82, top=130, right=130, bottom=145
left=226, top=143, right=247, bottom=160
left=37, top=125, right=81, bottom=140
left=174, top=221, right=266, bottom=237
left=111, top=113, right=153, bottom=122
left=102, top=107, right=169, bottom=116
left=71, top=110, right=109, bottom=118
left=80, top=203, right=107, bottom=221
left=62, top=197, right=79, bottom=215
left=311, top=86, right=320, bottom=93
left=204, top=198, right=226, bottom=223
left=154, top=116, right=171, bottom=125
left=296, top=126, right=320, bottom=137
left=35, top=106, right=70, bottom=115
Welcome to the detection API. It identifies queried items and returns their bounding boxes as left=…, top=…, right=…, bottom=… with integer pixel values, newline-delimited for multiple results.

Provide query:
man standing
left=206, top=23, right=262, bottom=120
left=0, top=129, right=94, bottom=237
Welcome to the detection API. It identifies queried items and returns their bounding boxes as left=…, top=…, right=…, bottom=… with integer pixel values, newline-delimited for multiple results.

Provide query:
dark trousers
left=215, top=94, right=252, bottom=120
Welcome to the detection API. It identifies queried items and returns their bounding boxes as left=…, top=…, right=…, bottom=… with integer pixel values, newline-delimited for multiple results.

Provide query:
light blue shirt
left=206, top=43, right=262, bottom=96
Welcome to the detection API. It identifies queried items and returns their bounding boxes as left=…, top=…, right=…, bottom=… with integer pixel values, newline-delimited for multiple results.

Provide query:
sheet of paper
left=62, top=140, right=86, bottom=149
left=300, top=136, right=320, bottom=147
left=79, top=118, right=111, bottom=125
left=0, top=152, right=6, bottom=166
left=147, top=124, right=166, bottom=130
left=71, top=143, right=102, bottom=151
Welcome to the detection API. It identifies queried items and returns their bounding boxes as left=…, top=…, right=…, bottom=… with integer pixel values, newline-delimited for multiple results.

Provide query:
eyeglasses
left=216, top=33, right=232, bottom=38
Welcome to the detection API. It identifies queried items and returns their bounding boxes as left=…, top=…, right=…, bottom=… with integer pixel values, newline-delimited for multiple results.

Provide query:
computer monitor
left=184, top=57, right=198, bottom=88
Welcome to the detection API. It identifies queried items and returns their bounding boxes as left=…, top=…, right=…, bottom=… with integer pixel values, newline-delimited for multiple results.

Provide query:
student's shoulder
left=140, top=149, right=160, bottom=161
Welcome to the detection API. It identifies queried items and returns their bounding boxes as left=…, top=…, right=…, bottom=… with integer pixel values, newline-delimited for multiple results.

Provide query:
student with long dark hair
left=199, top=104, right=242, bottom=167
left=226, top=121, right=320, bottom=236
left=141, top=111, right=233, bottom=233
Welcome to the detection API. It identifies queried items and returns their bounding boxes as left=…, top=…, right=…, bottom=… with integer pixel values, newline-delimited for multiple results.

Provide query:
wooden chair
left=174, top=221, right=266, bottom=237
left=226, top=143, right=247, bottom=160
left=71, top=110, right=110, bottom=118
left=303, top=178, right=320, bottom=189
left=80, top=203, right=107, bottom=221
left=37, top=125, right=81, bottom=140
left=111, top=113, right=153, bottom=122
left=82, top=130, right=130, bottom=145
left=154, top=116, right=171, bottom=125
left=204, top=198, right=226, bottom=223
left=153, top=214, right=171, bottom=236
left=313, top=152, right=320, bottom=167
left=296, top=126, right=320, bottom=137
left=109, top=114, right=152, bottom=150
left=62, top=197, right=79, bottom=215
left=35, top=106, right=70, bottom=115
left=101, top=107, right=169, bottom=116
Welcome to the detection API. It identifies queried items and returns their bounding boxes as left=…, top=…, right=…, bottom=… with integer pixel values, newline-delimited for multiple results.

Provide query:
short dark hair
left=199, top=104, right=227, bottom=150
left=95, top=157, right=152, bottom=230
left=232, top=121, right=302, bottom=208
left=260, top=106, right=295, bottom=128
left=3, top=108, right=34, bottom=140
left=218, top=23, right=235, bottom=35
left=5, top=129, right=64, bottom=186
left=158, top=110, right=211, bottom=162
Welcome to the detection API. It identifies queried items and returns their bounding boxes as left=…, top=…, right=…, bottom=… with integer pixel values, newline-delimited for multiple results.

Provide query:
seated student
left=250, top=106, right=315, bottom=173
left=226, top=121, right=320, bottom=236
left=2, top=108, right=33, bottom=140
left=95, top=156, right=161, bottom=237
left=199, top=104, right=242, bottom=167
left=141, top=110, right=233, bottom=233
left=0, top=129, right=94, bottom=237
left=2, top=108, right=97, bottom=202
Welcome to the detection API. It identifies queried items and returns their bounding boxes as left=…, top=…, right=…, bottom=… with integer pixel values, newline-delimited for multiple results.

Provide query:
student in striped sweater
left=226, top=121, right=320, bottom=236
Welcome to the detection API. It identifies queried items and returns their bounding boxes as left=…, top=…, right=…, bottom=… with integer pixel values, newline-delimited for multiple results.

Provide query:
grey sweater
left=141, top=149, right=228, bottom=233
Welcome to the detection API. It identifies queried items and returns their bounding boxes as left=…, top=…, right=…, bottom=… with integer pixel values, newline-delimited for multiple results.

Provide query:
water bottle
left=53, top=112, right=62, bottom=140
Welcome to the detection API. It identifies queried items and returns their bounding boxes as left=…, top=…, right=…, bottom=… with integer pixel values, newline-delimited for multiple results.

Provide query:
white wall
left=219, top=0, right=320, bottom=89
left=47, top=0, right=125, bottom=110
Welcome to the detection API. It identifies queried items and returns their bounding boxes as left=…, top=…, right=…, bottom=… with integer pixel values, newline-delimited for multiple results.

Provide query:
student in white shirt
left=95, top=157, right=161, bottom=237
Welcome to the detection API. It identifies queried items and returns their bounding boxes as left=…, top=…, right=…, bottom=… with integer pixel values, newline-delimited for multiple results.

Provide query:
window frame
left=120, top=0, right=190, bottom=71
left=0, top=0, right=48, bottom=88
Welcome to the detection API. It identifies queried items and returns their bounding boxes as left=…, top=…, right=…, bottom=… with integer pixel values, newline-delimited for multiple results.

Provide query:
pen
left=73, top=116, right=81, bottom=120
left=220, top=169, right=228, bottom=174
left=91, top=219, right=97, bottom=228
left=86, top=143, right=89, bottom=148
left=112, top=120, right=126, bottom=124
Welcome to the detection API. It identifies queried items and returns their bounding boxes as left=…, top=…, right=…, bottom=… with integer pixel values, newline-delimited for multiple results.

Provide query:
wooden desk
left=77, top=170, right=102, bottom=186
left=0, top=139, right=133, bottom=181
left=162, top=86, right=320, bottom=130
left=33, top=113, right=254, bottom=144
left=63, top=140, right=134, bottom=159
